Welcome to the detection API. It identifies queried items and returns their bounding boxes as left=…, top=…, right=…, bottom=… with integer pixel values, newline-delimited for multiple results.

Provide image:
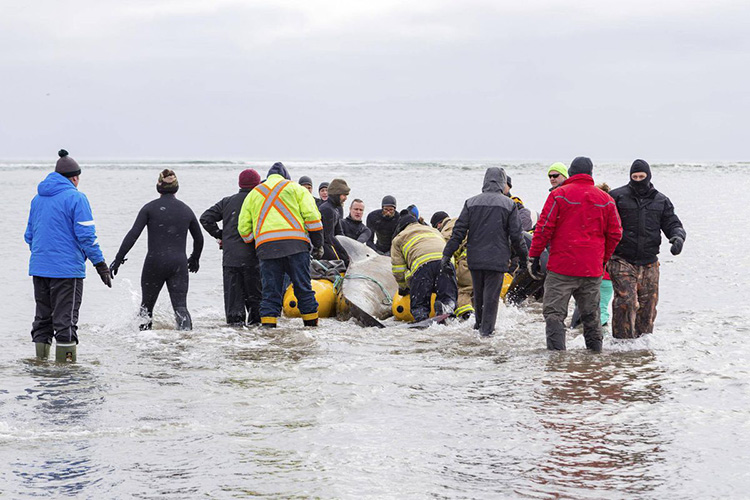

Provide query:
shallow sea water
left=1, top=160, right=749, bottom=498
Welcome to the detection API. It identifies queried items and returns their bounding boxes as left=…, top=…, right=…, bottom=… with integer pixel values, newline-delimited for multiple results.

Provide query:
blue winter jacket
left=25, top=172, right=105, bottom=278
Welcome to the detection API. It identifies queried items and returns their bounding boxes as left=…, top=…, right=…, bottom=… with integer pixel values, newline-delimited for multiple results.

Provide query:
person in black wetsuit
left=110, top=169, right=204, bottom=330
left=319, top=178, right=350, bottom=266
left=340, top=198, right=372, bottom=243
left=316, top=181, right=329, bottom=208
left=200, top=169, right=262, bottom=326
left=366, top=195, right=400, bottom=255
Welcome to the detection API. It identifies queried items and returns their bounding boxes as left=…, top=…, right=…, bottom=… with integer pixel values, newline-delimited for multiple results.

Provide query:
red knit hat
left=239, top=169, right=261, bottom=189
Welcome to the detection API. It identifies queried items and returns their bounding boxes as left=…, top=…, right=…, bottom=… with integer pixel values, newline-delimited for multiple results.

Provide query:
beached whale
left=335, top=236, right=398, bottom=328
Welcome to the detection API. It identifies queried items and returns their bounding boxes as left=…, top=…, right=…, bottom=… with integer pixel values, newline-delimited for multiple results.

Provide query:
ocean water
left=1, top=160, right=749, bottom=499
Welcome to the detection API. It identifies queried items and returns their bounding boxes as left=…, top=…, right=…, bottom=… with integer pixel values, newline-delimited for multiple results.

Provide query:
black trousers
left=223, top=265, right=262, bottom=325
left=410, top=260, right=458, bottom=322
left=31, top=277, right=84, bottom=344
left=140, top=258, right=192, bottom=330
left=470, top=270, right=505, bottom=336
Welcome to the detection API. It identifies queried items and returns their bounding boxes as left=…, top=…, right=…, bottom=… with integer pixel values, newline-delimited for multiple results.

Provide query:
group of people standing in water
left=24, top=150, right=684, bottom=362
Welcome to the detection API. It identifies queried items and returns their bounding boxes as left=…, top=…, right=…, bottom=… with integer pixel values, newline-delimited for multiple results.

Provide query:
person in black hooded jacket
left=443, top=167, right=528, bottom=336
left=319, top=178, right=351, bottom=266
left=608, top=159, right=686, bottom=339
left=200, top=169, right=262, bottom=326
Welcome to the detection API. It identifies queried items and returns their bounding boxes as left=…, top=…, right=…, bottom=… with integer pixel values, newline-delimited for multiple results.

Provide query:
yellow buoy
left=500, top=272, right=513, bottom=300
left=392, top=292, right=436, bottom=322
left=283, top=280, right=337, bottom=318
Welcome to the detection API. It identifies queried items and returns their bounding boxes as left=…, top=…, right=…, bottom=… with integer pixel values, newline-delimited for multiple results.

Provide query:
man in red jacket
left=528, top=157, right=622, bottom=352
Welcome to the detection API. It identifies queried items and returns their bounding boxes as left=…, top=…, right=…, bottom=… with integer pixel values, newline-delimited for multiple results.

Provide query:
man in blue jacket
left=24, top=150, right=111, bottom=362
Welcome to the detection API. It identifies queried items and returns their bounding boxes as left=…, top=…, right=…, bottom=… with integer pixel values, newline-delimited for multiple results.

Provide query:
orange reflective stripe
left=274, top=196, right=304, bottom=231
left=257, top=180, right=289, bottom=234
left=305, top=219, right=323, bottom=231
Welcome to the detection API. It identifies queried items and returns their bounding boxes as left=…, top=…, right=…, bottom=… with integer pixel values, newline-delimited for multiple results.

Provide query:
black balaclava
left=568, top=156, right=593, bottom=177
left=628, top=159, right=653, bottom=197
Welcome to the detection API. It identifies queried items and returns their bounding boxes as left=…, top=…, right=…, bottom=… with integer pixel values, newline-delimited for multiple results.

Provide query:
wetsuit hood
left=267, top=162, right=291, bottom=180
left=38, top=172, right=76, bottom=197
left=482, top=167, right=507, bottom=193
left=628, top=159, right=655, bottom=197
left=394, top=214, right=417, bottom=236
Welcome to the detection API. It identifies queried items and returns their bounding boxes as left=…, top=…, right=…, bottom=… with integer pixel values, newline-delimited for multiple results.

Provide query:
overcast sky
left=1, top=0, right=747, bottom=161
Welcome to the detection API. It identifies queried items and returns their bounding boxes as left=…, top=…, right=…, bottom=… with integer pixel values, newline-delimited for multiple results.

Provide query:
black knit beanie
left=381, top=195, right=397, bottom=208
left=430, top=211, right=449, bottom=228
left=568, top=156, right=593, bottom=177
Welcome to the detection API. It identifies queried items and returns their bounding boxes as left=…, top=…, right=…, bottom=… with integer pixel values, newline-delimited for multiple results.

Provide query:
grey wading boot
left=55, top=342, right=77, bottom=363
left=35, top=342, right=51, bottom=359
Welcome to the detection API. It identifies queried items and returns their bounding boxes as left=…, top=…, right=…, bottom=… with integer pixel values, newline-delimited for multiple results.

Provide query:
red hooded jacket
left=529, top=174, right=622, bottom=277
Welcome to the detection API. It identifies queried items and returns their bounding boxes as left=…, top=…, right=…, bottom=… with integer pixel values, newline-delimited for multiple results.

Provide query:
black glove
left=187, top=255, right=200, bottom=273
left=527, top=256, right=543, bottom=280
left=440, top=255, right=452, bottom=271
left=519, top=257, right=528, bottom=272
left=311, top=246, right=324, bottom=260
left=669, top=236, right=684, bottom=256
left=95, top=261, right=112, bottom=288
left=398, top=287, right=410, bottom=296
left=109, top=257, right=126, bottom=278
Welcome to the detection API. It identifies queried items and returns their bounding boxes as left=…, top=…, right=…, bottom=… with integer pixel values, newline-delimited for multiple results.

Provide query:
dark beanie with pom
left=157, top=169, right=179, bottom=194
left=239, top=169, right=261, bottom=189
left=55, top=149, right=81, bottom=178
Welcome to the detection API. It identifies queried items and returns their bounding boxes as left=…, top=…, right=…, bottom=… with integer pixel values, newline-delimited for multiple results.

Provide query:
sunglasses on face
left=548, top=173, right=561, bottom=179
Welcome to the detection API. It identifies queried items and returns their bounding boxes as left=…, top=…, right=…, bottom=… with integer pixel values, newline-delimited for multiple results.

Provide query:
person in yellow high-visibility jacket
left=237, top=162, right=324, bottom=327
left=391, top=214, right=458, bottom=322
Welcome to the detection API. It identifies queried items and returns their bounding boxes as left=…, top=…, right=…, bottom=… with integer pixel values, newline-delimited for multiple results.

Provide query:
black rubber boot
left=585, top=338, right=603, bottom=353
left=303, top=318, right=318, bottom=327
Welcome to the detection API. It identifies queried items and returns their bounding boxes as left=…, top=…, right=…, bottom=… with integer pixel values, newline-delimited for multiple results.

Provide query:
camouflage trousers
left=608, top=256, right=660, bottom=339
left=455, top=257, right=474, bottom=317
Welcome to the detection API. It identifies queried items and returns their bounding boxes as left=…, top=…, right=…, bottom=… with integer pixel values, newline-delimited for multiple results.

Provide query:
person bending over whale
left=110, top=169, right=204, bottom=330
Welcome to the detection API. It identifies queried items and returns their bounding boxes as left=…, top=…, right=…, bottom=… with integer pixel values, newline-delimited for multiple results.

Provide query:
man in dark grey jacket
left=200, top=169, right=262, bottom=326
left=443, top=167, right=528, bottom=336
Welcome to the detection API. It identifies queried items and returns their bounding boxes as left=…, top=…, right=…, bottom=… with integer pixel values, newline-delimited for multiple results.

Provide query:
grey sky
left=1, top=0, right=748, bottom=160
